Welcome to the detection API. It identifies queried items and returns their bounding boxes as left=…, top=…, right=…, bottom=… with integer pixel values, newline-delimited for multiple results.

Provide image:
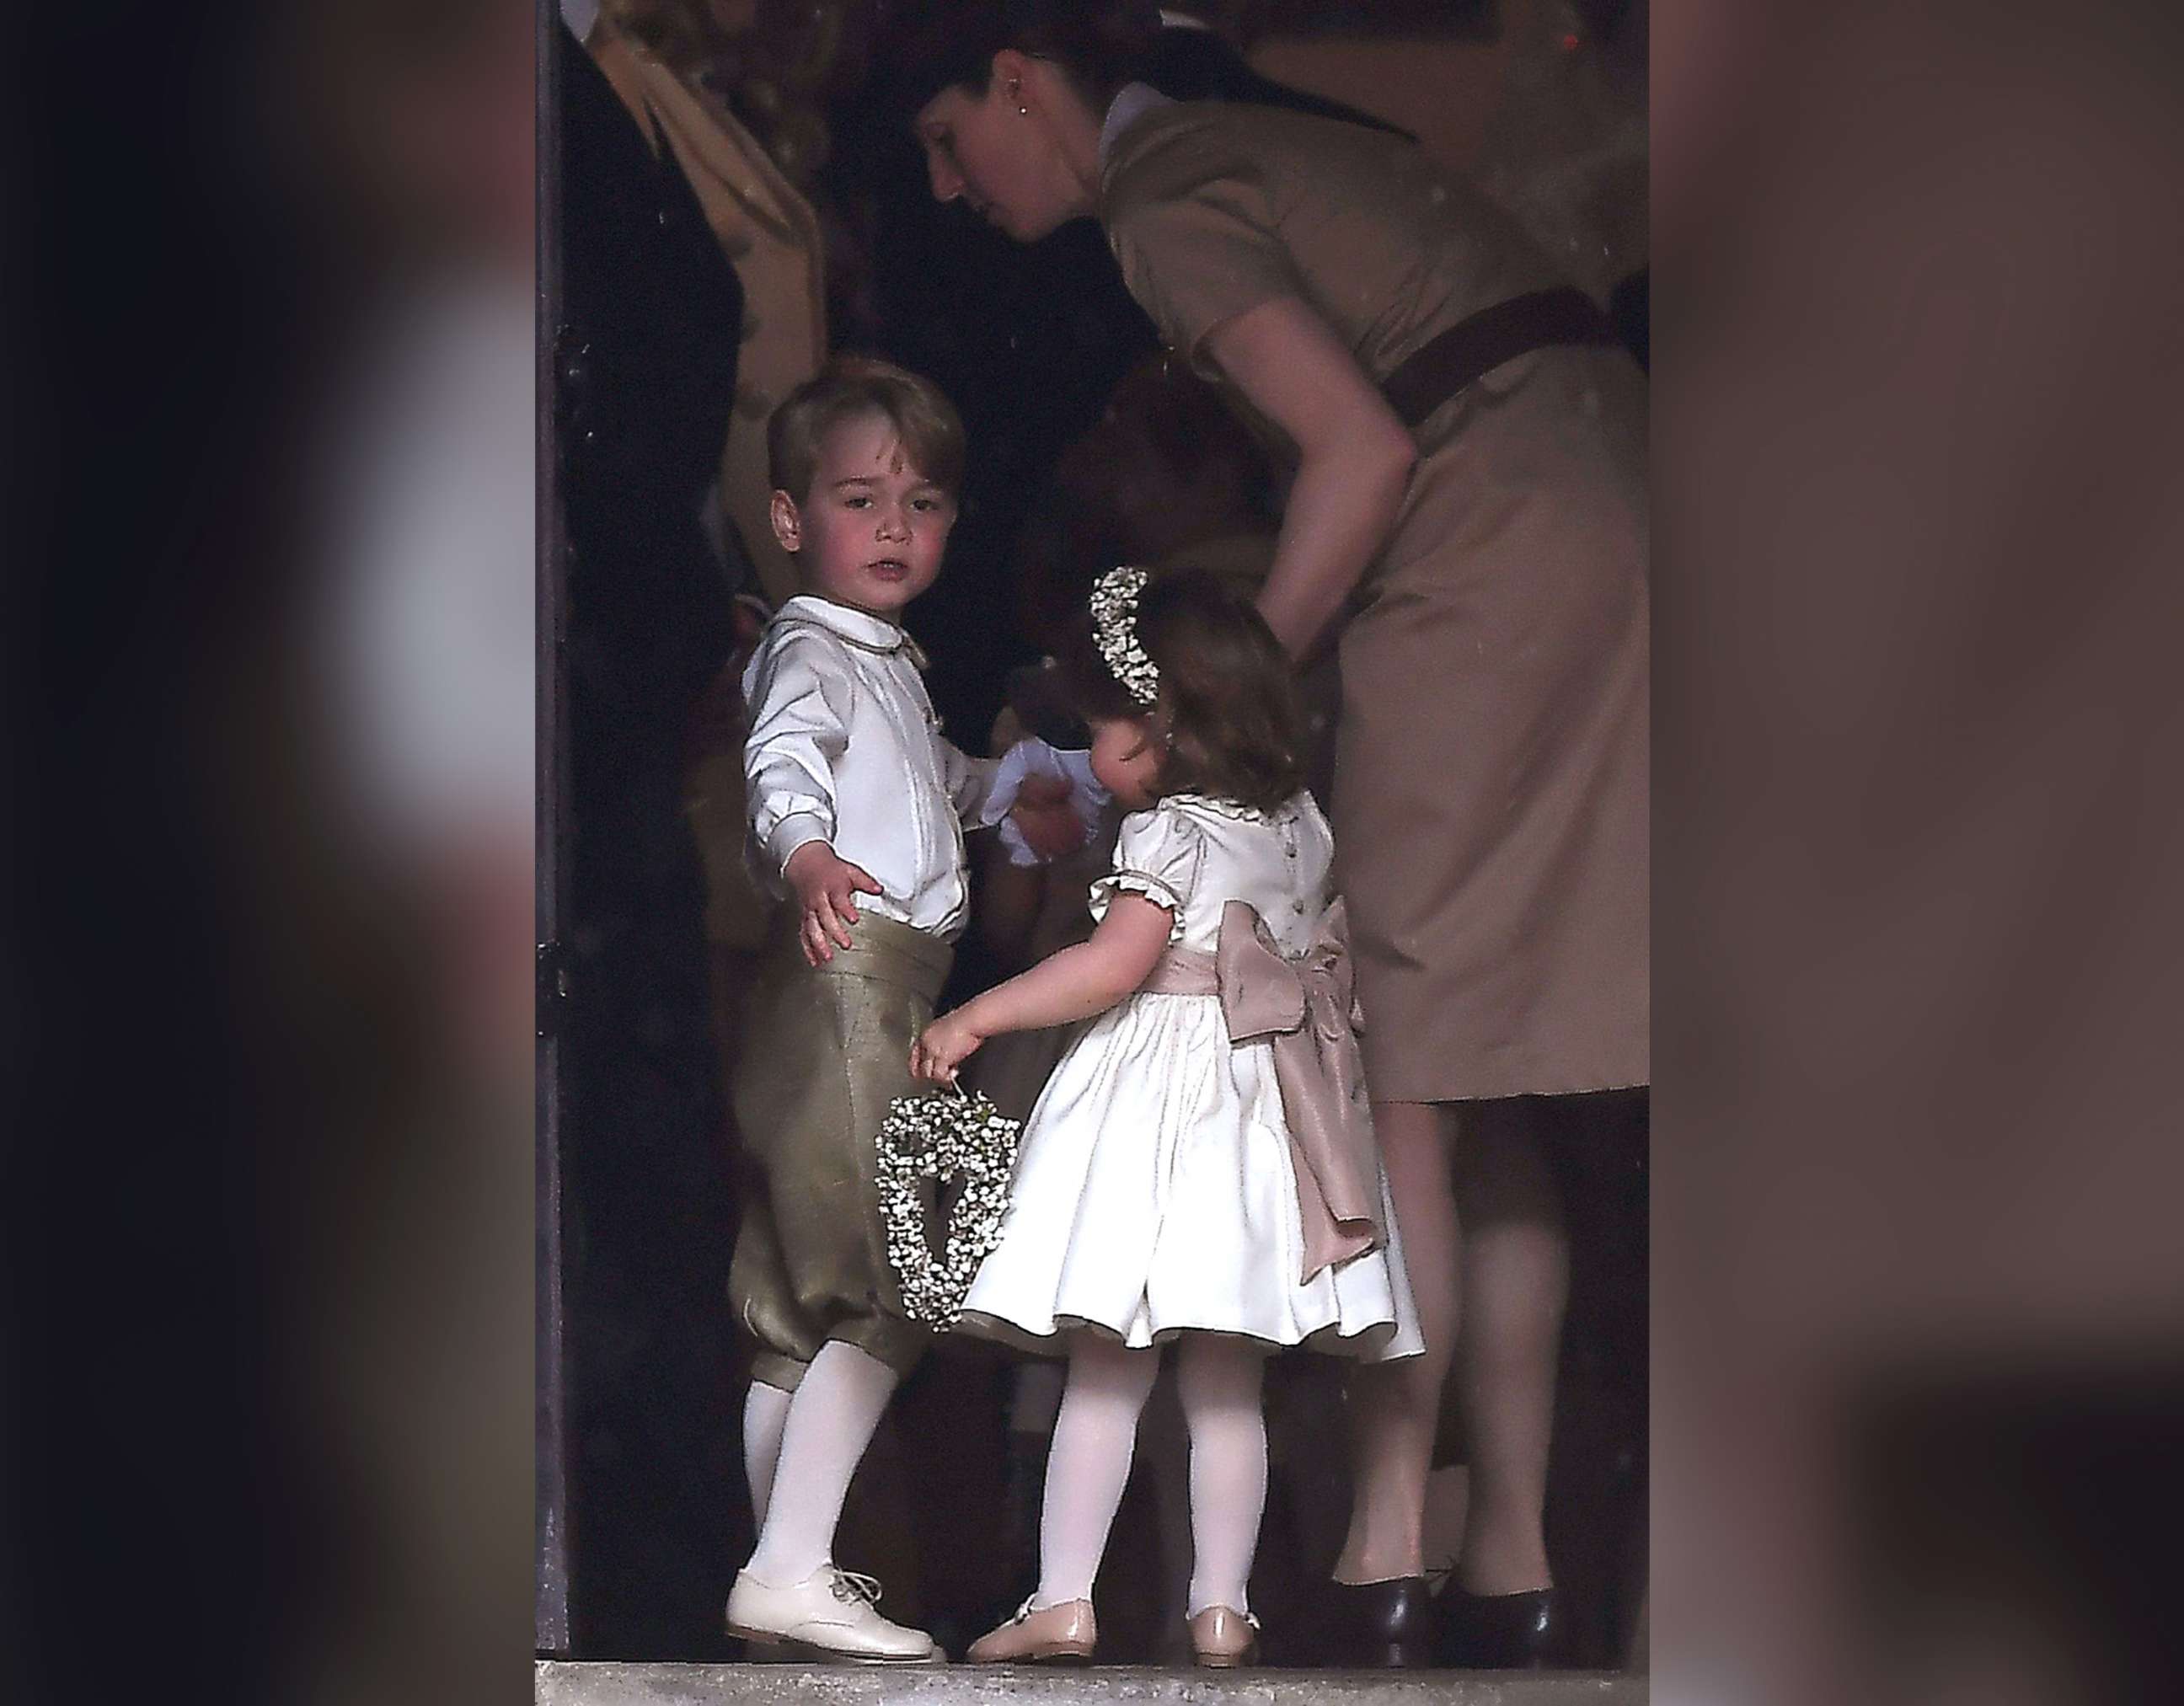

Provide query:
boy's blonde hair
left=767, top=356, right=967, bottom=503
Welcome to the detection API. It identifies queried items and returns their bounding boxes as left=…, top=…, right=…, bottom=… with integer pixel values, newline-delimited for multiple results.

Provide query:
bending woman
left=882, top=1, right=1647, bottom=1667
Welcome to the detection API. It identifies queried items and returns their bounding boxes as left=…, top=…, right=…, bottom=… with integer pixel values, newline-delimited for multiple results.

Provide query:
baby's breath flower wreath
left=1090, top=564, right=1161, bottom=709
left=875, top=1082, right=1022, bottom=1329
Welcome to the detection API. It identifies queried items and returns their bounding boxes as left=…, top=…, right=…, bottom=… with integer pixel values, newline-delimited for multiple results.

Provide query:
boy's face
left=771, top=411, right=956, bottom=619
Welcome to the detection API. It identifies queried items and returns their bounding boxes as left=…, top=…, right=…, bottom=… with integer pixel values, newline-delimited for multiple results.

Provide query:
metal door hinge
left=537, top=941, right=573, bottom=1039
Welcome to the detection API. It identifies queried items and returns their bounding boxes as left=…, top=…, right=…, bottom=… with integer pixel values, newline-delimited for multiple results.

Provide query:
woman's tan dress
left=1102, top=104, right=1647, bottom=1103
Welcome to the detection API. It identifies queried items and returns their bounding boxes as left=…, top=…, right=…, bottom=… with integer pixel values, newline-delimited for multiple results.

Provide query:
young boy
left=725, top=357, right=1075, bottom=1662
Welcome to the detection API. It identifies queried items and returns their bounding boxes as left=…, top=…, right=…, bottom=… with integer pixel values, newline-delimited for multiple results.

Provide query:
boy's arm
left=939, top=734, right=1004, bottom=823
left=744, top=632, right=853, bottom=876
left=748, top=634, right=886, bottom=964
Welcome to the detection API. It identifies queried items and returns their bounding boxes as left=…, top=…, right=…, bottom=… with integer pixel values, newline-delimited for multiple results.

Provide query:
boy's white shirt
left=741, top=595, right=1001, bottom=940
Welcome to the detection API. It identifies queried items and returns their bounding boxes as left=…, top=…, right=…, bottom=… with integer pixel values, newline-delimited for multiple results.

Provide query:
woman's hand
left=911, top=1011, right=987, bottom=1084
left=784, top=840, right=883, bottom=965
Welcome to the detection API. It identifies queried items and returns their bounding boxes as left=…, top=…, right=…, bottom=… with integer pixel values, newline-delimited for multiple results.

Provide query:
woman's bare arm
left=1200, top=297, right=1418, bottom=657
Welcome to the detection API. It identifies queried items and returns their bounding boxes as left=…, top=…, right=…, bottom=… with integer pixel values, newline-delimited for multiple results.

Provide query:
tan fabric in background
left=585, top=21, right=825, bottom=608
left=1104, top=104, right=1649, bottom=1104
left=584, top=22, right=826, bottom=954
left=728, top=909, right=952, bottom=1390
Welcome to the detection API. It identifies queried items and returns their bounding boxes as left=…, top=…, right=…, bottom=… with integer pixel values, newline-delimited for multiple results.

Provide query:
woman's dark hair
left=875, top=0, right=1160, bottom=126
left=1062, top=567, right=1306, bottom=816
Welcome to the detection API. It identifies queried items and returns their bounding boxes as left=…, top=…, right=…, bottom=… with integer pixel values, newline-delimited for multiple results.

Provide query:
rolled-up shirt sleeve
left=742, top=631, right=854, bottom=875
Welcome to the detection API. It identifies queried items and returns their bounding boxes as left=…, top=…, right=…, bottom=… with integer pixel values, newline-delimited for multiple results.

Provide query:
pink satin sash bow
left=1139, top=899, right=1384, bottom=1281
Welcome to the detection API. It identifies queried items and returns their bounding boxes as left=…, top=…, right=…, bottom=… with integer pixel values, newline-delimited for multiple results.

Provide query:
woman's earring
left=1011, top=78, right=1028, bottom=116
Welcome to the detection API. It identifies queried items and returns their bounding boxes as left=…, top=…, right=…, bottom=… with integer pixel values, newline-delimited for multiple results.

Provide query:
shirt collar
left=779, top=594, right=929, bottom=669
left=1100, top=81, right=1175, bottom=169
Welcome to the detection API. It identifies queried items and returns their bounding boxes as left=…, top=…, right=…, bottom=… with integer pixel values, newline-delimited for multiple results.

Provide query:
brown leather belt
left=1380, top=286, right=1620, bottom=429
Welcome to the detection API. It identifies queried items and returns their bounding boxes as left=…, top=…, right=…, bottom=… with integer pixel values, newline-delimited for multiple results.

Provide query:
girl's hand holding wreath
left=911, top=1011, right=987, bottom=1085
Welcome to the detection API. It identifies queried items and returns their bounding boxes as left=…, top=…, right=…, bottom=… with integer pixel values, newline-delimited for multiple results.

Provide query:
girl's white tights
left=743, top=1340, right=900, bottom=1586
left=1036, top=1334, right=1269, bottom=1617
left=1177, top=1336, right=1269, bottom=1618
left=741, top=1378, right=794, bottom=1529
left=1036, top=1336, right=1159, bottom=1606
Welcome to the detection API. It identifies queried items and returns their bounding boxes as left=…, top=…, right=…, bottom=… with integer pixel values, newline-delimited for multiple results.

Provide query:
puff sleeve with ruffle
left=1088, top=805, right=1205, bottom=944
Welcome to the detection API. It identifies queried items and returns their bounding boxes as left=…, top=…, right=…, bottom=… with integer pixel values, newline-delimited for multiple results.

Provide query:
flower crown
left=1089, top=564, right=1160, bottom=709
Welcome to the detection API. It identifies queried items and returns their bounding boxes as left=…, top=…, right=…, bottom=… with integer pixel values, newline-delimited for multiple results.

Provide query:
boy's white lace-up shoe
left=725, top=1566, right=943, bottom=1663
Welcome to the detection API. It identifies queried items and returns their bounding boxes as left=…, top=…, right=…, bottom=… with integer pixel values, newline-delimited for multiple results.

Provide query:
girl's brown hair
left=1063, top=567, right=1306, bottom=816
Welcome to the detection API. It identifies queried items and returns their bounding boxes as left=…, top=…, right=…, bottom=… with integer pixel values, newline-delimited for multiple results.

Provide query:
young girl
left=911, top=565, right=1420, bottom=1667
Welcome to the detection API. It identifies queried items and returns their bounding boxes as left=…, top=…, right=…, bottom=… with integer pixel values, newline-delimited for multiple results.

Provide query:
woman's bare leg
left=1335, top=1099, right=1461, bottom=1583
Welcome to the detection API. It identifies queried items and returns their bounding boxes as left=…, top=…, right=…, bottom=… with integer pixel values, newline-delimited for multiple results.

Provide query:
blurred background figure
left=265, top=0, right=540, bottom=1697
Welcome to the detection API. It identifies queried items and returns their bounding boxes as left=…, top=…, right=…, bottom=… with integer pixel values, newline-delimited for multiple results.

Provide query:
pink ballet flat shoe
left=967, top=1597, right=1098, bottom=1664
left=1189, top=1605, right=1261, bottom=1668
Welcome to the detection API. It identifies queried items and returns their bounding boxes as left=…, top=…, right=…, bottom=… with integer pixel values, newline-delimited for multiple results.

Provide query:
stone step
left=537, top=1661, right=1646, bottom=1706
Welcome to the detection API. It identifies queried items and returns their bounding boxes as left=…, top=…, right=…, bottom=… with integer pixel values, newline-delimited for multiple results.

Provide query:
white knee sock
left=744, top=1341, right=900, bottom=1586
left=742, top=1378, right=794, bottom=1531
left=1036, top=1337, right=1160, bottom=1606
left=1176, top=1336, right=1269, bottom=1617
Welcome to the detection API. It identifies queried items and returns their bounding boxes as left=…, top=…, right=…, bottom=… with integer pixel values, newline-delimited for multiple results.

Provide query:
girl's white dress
left=961, top=792, right=1421, bottom=1361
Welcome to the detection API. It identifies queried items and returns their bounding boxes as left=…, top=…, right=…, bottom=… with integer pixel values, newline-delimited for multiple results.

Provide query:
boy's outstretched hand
left=910, top=1010, right=985, bottom=1084
left=784, top=840, right=883, bottom=965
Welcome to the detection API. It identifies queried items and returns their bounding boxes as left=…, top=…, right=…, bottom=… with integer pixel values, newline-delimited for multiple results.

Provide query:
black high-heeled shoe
left=1293, top=1576, right=1437, bottom=1668
left=1437, top=1586, right=1565, bottom=1668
